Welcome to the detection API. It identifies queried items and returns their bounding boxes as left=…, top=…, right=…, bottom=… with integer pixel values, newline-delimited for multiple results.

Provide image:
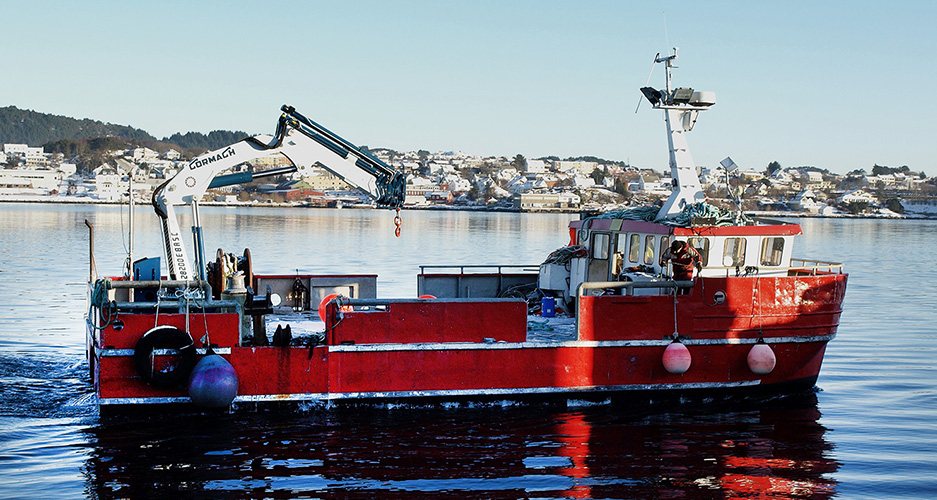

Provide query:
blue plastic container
left=541, top=296, right=555, bottom=318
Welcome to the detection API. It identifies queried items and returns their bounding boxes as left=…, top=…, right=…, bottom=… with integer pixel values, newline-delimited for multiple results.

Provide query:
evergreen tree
left=513, top=154, right=527, bottom=171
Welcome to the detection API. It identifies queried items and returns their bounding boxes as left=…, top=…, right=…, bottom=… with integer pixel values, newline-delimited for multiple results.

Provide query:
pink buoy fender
left=188, top=352, right=239, bottom=408
left=747, top=339, right=777, bottom=375
left=662, top=340, right=691, bottom=375
left=418, top=295, right=436, bottom=299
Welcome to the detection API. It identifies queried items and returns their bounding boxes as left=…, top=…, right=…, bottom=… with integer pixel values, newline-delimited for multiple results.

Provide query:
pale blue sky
left=3, top=1, right=935, bottom=175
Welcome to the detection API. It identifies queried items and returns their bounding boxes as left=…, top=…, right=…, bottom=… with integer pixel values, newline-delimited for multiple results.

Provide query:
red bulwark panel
left=577, top=295, right=677, bottom=341
left=97, top=355, right=188, bottom=399
left=229, top=346, right=329, bottom=396
left=578, top=274, right=846, bottom=343
left=331, top=300, right=528, bottom=344
left=99, top=313, right=240, bottom=349
left=691, top=275, right=846, bottom=339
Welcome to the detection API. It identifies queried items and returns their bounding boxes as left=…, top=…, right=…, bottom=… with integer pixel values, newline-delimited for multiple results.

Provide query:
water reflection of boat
left=84, top=49, right=846, bottom=412
left=82, top=394, right=838, bottom=499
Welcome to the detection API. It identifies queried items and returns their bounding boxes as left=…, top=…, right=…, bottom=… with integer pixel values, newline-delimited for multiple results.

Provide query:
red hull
left=89, top=273, right=846, bottom=410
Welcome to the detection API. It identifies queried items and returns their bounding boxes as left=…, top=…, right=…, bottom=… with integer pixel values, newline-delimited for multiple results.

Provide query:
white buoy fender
left=188, top=354, right=239, bottom=408
left=747, top=341, right=777, bottom=375
left=662, top=341, right=691, bottom=374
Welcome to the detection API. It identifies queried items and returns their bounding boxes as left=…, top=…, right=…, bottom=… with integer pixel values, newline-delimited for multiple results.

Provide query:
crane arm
left=152, top=105, right=406, bottom=281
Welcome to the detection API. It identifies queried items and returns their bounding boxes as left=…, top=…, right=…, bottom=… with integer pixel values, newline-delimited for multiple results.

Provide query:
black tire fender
left=133, top=326, right=197, bottom=388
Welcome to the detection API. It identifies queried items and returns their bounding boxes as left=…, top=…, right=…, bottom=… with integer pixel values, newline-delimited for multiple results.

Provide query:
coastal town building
left=0, top=168, right=60, bottom=192
left=93, top=167, right=126, bottom=202
left=128, top=147, right=159, bottom=163
left=789, top=189, right=836, bottom=215
left=264, top=179, right=326, bottom=201
left=426, top=191, right=454, bottom=204
left=556, top=160, right=599, bottom=175
left=506, top=174, right=549, bottom=194
left=525, top=159, right=547, bottom=174
left=3, top=143, right=51, bottom=167
left=837, top=189, right=877, bottom=205
left=299, top=167, right=353, bottom=191
left=512, top=191, right=580, bottom=210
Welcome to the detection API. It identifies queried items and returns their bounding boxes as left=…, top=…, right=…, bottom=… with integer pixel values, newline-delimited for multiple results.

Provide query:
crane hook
left=394, top=208, right=402, bottom=238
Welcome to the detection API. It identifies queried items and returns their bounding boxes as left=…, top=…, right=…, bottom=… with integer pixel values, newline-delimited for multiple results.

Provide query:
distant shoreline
left=1, top=195, right=934, bottom=220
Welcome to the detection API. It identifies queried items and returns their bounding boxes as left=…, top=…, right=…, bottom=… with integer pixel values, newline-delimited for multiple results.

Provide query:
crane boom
left=152, top=105, right=406, bottom=281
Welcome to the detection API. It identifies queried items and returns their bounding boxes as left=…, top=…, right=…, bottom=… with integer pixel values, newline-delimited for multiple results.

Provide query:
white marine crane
left=152, top=105, right=406, bottom=281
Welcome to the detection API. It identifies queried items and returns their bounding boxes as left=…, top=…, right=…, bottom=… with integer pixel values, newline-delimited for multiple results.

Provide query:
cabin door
left=587, top=232, right=612, bottom=282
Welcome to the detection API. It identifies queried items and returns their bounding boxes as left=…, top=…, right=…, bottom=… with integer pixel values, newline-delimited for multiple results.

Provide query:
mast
left=115, top=158, right=136, bottom=280
left=640, top=48, right=715, bottom=220
left=128, top=165, right=134, bottom=279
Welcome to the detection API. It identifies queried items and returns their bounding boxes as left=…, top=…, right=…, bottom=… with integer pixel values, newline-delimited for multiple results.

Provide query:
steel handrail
left=419, top=264, right=540, bottom=275
left=102, top=279, right=211, bottom=289
left=691, top=259, right=844, bottom=276
left=576, top=280, right=694, bottom=297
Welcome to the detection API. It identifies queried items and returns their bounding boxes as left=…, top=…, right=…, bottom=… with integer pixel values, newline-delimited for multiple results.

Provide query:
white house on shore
left=93, top=165, right=126, bottom=202
left=128, top=147, right=159, bottom=163
left=789, top=189, right=836, bottom=215
left=837, top=189, right=876, bottom=205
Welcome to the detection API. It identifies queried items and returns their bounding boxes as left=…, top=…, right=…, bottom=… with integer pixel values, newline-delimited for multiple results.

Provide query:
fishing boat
left=85, top=50, right=846, bottom=413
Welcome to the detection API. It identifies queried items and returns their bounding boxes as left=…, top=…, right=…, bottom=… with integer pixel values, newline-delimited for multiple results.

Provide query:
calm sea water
left=0, top=203, right=934, bottom=499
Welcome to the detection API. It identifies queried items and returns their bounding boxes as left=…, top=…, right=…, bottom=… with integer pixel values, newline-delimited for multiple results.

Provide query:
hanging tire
left=133, top=326, right=197, bottom=388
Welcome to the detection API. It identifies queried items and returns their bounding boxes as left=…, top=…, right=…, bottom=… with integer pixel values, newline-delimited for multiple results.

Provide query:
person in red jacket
left=660, top=240, right=702, bottom=283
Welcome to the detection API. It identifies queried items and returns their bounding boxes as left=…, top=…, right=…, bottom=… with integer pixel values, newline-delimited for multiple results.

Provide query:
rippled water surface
left=0, top=204, right=935, bottom=499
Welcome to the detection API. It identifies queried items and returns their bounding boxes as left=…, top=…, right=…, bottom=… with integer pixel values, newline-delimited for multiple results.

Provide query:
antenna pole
left=128, top=167, right=134, bottom=280
left=635, top=53, right=661, bottom=113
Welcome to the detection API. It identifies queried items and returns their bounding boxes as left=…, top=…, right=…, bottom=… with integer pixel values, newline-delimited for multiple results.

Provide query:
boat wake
left=0, top=353, right=95, bottom=418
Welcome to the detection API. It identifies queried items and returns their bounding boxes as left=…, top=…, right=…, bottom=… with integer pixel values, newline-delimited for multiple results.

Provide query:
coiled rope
left=542, top=245, right=587, bottom=266
left=88, top=278, right=118, bottom=331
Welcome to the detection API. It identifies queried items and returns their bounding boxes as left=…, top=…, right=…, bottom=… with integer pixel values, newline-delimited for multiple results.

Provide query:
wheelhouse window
left=628, top=234, right=641, bottom=263
left=592, top=233, right=610, bottom=260
left=615, top=233, right=627, bottom=255
left=643, top=235, right=656, bottom=265
left=760, top=237, right=785, bottom=266
left=723, top=238, right=747, bottom=267
left=612, top=233, right=628, bottom=276
left=688, top=237, right=710, bottom=266
left=660, top=236, right=671, bottom=259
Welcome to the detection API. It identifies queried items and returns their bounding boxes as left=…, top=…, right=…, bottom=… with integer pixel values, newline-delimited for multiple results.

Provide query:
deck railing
left=418, top=264, right=540, bottom=275
left=788, top=258, right=845, bottom=274
left=691, top=258, right=845, bottom=277
left=577, top=280, right=694, bottom=297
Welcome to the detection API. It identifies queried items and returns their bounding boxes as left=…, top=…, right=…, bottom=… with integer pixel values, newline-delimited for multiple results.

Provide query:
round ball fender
left=188, top=354, right=239, bottom=408
left=747, top=341, right=777, bottom=375
left=662, top=341, right=692, bottom=375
